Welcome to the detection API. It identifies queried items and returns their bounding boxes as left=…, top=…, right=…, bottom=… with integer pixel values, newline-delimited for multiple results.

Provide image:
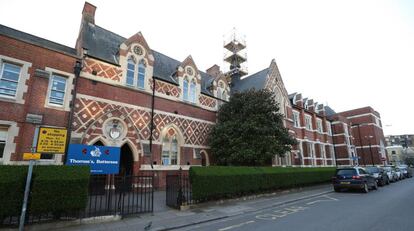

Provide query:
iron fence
left=1, top=174, right=154, bottom=228
left=166, top=171, right=193, bottom=209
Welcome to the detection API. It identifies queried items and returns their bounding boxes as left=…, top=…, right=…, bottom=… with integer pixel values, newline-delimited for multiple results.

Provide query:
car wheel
left=362, top=183, right=369, bottom=193
left=372, top=181, right=378, bottom=190
left=386, top=177, right=390, bottom=185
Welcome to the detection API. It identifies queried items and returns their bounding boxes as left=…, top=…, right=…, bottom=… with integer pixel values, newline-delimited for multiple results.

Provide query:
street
left=175, top=178, right=414, bottom=231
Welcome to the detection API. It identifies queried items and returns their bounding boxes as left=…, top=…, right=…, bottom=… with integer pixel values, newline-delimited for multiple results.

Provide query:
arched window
left=137, top=60, right=146, bottom=88
left=126, top=57, right=135, bottom=86
left=183, top=77, right=189, bottom=101
left=222, top=90, right=227, bottom=101
left=190, top=79, right=196, bottom=103
left=162, top=129, right=179, bottom=165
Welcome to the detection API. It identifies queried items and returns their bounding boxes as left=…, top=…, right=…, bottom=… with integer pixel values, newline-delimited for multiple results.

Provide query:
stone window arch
left=161, top=126, right=183, bottom=166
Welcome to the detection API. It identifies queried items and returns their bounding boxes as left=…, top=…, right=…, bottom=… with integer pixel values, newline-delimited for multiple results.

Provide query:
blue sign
left=66, top=144, right=121, bottom=174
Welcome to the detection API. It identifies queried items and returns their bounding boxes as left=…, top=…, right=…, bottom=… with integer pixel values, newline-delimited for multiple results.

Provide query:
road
left=175, top=178, right=414, bottom=231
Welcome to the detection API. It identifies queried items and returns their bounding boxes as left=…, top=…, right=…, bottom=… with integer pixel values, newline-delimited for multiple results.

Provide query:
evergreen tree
left=208, top=89, right=296, bottom=166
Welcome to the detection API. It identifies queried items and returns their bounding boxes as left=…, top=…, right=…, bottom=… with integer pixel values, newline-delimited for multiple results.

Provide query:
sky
left=0, top=0, right=413, bottom=136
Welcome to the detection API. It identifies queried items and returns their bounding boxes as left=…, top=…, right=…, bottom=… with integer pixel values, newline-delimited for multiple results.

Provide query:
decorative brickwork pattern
left=83, top=58, right=123, bottom=82
left=150, top=79, right=181, bottom=98
left=199, top=95, right=216, bottom=108
left=73, top=97, right=212, bottom=146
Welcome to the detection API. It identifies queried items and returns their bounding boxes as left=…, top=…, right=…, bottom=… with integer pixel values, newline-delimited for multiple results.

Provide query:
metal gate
left=87, top=174, right=154, bottom=217
left=166, top=171, right=193, bottom=209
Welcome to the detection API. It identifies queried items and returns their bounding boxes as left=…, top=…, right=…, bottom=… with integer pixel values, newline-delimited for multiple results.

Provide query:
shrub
left=0, top=166, right=27, bottom=218
left=30, top=165, right=90, bottom=214
left=189, top=166, right=336, bottom=201
left=0, top=165, right=90, bottom=218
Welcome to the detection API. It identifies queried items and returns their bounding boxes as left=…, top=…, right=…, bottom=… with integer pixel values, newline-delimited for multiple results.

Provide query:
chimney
left=82, top=2, right=96, bottom=24
left=206, top=64, right=221, bottom=78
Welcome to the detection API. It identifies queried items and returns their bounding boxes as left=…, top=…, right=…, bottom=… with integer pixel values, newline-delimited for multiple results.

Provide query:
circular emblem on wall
left=133, top=45, right=143, bottom=55
left=105, top=119, right=125, bottom=140
left=186, top=67, right=194, bottom=76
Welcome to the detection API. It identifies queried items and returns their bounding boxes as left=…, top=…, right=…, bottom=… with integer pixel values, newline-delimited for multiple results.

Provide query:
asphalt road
left=175, top=177, right=414, bottom=231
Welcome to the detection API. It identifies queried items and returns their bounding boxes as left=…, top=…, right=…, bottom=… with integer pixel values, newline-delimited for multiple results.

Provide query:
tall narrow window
left=162, top=129, right=179, bottom=166
left=0, top=127, right=6, bottom=159
left=126, top=57, right=135, bottom=86
left=0, top=62, right=21, bottom=98
left=293, top=111, right=300, bottom=128
left=316, top=119, right=323, bottom=133
left=190, top=79, right=196, bottom=103
left=305, top=115, right=312, bottom=130
left=137, top=60, right=146, bottom=88
left=48, top=74, right=67, bottom=106
left=183, top=78, right=189, bottom=101
left=326, top=122, right=332, bottom=135
left=222, top=90, right=227, bottom=101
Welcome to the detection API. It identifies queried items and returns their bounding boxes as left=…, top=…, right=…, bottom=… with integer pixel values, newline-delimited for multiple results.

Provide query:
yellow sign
left=23, top=153, right=41, bottom=160
left=36, top=127, right=67, bottom=154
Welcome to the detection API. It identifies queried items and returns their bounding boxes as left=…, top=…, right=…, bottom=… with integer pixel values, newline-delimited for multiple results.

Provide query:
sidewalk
left=40, top=184, right=333, bottom=231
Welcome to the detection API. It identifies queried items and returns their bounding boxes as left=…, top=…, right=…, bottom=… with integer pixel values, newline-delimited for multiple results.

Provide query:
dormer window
left=126, top=56, right=146, bottom=89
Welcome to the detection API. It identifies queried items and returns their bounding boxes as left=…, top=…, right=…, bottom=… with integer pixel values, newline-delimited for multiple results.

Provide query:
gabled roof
left=0, top=24, right=77, bottom=57
left=231, top=68, right=269, bottom=93
left=79, top=22, right=215, bottom=96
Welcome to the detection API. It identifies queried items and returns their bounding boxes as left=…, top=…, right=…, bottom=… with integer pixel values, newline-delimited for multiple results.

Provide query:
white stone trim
left=44, top=67, right=75, bottom=111
left=0, top=120, right=19, bottom=164
left=0, top=55, right=32, bottom=104
left=346, top=113, right=380, bottom=120
left=76, top=93, right=215, bottom=125
left=355, top=145, right=381, bottom=149
left=140, top=164, right=191, bottom=171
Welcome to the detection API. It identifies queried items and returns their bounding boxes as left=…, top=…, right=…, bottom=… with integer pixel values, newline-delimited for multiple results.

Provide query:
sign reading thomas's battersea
left=66, top=144, right=120, bottom=174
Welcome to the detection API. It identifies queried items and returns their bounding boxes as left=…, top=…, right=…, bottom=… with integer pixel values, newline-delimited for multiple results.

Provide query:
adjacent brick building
left=0, top=2, right=387, bottom=183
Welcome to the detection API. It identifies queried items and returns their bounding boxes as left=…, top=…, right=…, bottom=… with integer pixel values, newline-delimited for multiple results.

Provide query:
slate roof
left=79, top=22, right=215, bottom=96
left=0, top=24, right=77, bottom=57
left=325, top=106, right=337, bottom=117
left=231, top=68, right=269, bottom=93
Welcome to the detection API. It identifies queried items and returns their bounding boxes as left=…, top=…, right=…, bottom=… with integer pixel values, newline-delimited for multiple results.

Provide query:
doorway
left=120, top=144, right=133, bottom=176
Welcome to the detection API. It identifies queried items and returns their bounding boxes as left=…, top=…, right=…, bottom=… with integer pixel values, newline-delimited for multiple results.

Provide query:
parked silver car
left=383, top=166, right=398, bottom=182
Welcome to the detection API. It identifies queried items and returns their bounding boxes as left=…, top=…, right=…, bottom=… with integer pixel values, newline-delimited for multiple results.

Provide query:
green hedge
left=0, top=166, right=27, bottom=218
left=189, top=166, right=336, bottom=201
left=0, top=165, right=90, bottom=218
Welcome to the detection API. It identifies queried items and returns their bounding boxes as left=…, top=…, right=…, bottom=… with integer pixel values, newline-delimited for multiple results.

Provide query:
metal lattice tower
left=223, top=28, right=248, bottom=83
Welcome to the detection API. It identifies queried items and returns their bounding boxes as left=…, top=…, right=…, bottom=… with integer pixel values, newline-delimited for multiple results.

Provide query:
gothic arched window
left=126, top=57, right=135, bottom=86
left=137, top=59, right=146, bottom=88
left=183, top=77, right=189, bottom=101
left=190, top=79, right=196, bottom=103
left=162, top=129, right=179, bottom=165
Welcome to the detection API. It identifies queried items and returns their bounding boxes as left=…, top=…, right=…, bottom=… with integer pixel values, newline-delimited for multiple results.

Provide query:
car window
left=365, top=167, right=379, bottom=173
left=359, top=169, right=367, bottom=174
left=336, top=169, right=357, bottom=176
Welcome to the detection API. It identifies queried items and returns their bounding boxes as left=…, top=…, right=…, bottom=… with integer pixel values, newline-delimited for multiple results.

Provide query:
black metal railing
left=166, top=170, right=193, bottom=209
left=1, top=174, right=154, bottom=228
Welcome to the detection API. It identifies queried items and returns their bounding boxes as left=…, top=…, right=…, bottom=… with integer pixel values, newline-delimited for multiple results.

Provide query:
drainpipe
left=149, top=78, right=156, bottom=169
left=63, top=60, right=83, bottom=164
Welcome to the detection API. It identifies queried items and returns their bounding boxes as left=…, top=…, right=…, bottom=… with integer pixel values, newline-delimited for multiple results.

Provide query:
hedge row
left=0, top=165, right=90, bottom=218
left=189, top=166, right=336, bottom=201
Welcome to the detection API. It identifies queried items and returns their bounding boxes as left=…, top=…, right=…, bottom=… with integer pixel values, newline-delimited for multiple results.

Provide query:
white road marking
left=306, top=195, right=338, bottom=205
left=218, top=220, right=255, bottom=231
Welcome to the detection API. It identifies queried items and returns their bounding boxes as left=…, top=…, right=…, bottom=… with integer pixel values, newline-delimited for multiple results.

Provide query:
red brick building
left=0, top=2, right=387, bottom=182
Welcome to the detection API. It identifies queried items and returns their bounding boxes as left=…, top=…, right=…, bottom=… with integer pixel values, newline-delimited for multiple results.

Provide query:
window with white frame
left=183, top=77, right=189, bottom=101
left=320, top=144, right=325, bottom=158
left=162, top=134, right=178, bottom=165
left=0, top=127, right=7, bottom=159
left=305, top=115, right=312, bottom=130
left=293, top=111, right=300, bottom=128
left=48, top=74, right=67, bottom=106
left=0, top=62, right=21, bottom=98
left=137, top=60, right=146, bottom=88
left=326, top=121, right=332, bottom=135
left=125, top=56, right=146, bottom=89
left=189, top=79, right=196, bottom=103
left=316, top=119, right=323, bottom=133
